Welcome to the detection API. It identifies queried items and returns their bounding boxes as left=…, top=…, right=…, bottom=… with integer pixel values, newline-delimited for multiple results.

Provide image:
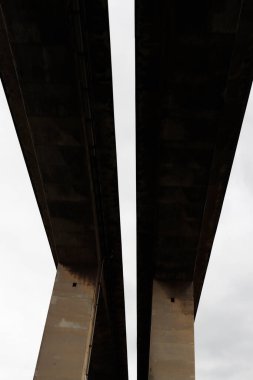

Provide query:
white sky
left=108, top=1, right=136, bottom=379
left=195, top=88, right=253, bottom=380
left=0, top=3, right=253, bottom=379
left=0, top=80, right=55, bottom=379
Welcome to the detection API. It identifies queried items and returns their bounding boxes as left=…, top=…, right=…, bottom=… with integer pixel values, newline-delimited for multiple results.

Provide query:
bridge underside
left=136, top=0, right=253, bottom=378
left=0, top=1, right=128, bottom=379
left=1, top=0, right=253, bottom=379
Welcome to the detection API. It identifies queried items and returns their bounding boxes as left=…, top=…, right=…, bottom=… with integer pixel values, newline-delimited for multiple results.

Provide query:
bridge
left=0, top=0, right=253, bottom=379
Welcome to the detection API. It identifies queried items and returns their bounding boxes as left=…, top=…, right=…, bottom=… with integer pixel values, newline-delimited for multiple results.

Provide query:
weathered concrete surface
left=136, top=0, right=253, bottom=378
left=34, top=265, right=99, bottom=379
left=149, top=281, right=194, bottom=380
left=0, top=1, right=128, bottom=378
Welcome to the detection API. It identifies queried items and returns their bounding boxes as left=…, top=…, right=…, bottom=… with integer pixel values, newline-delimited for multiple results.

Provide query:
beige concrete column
left=149, top=281, right=195, bottom=380
left=34, top=264, right=100, bottom=380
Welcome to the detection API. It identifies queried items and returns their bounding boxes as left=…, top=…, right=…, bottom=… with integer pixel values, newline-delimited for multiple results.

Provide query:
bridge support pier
left=33, top=264, right=99, bottom=380
left=149, top=280, right=195, bottom=380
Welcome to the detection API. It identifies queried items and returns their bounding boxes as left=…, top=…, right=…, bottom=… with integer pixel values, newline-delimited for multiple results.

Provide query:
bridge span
left=0, top=1, right=128, bottom=379
left=136, top=0, right=253, bottom=379
left=1, top=0, right=253, bottom=379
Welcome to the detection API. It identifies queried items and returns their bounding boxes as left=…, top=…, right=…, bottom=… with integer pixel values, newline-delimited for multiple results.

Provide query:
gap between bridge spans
left=108, top=1, right=137, bottom=380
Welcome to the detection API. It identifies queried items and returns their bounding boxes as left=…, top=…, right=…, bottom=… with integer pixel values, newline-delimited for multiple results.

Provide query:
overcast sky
left=0, top=80, right=55, bottom=379
left=0, top=2, right=253, bottom=380
left=195, top=87, right=253, bottom=380
left=108, top=1, right=136, bottom=379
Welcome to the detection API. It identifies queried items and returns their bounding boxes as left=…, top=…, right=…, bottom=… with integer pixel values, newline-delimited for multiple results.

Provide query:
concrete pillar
left=149, top=281, right=195, bottom=380
left=34, top=264, right=100, bottom=380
